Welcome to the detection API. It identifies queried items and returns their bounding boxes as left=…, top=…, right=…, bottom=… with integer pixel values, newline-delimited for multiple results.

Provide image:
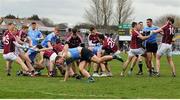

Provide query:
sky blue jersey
left=28, top=29, right=42, bottom=46
left=143, top=26, right=159, bottom=43
left=41, top=32, right=58, bottom=48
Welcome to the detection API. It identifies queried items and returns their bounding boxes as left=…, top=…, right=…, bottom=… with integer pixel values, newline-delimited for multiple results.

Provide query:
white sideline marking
left=40, top=91, right=118, bottom=98
left=3, top=90, right=118, bottom=98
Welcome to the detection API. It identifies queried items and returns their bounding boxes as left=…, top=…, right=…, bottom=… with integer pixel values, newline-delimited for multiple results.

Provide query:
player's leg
left=99, top=63, right=107, bottom=77
left=92, top=63, right=100, bottom=77
left=67, top=64, right=75, bottom=77
left=6, top=60, right=13, bottom=76
left=156, top=54, right=161, bottom=77
left=145, top=52, right=153, bottom=76
left=39, top=51, right=44, bottom=65
left=79, top=61, right=90, bottom=78
left=79, top=61, right=95, bottom=82
left=19, top=53, right=35, bottom=73
left=72, top=61, right=78, bottom=74
left=91, top=54, right=123, bottom=64
left=120, top=56, right=134, bottom=76
left=92, top=51, right=105, bottom=77
left=48, top=61, right=54, bottom=77
left=128, top=56, right=138, bottom=75
left=137, top=48, right=146, bottom=75
left=167, top=56, right=176, bottom=77
left=105, top=62, right=113, bottom=77
left=15, top=56, right=30, bottom=73
left=137, top=56, right=145, bottom=75
left=156, top=43, right=166, bottom=77
left=167, top=46, right=176, bottom=77
left=152, top=52, right=157, bottom=73
left=146, top=52, right=152, bottom=69
left=69, top=62, right=82, bottom=80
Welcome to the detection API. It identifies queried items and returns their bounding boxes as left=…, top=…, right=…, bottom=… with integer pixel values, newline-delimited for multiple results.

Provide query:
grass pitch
left=0, top=54, right=180, bottom=99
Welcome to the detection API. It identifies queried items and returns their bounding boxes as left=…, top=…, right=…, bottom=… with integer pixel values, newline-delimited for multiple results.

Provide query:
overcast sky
left=0, top=0, right=180, bottom=26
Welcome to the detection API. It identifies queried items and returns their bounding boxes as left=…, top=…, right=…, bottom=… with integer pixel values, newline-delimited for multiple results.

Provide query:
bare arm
left=64, top=65, right=70, bottom=81
left=137, top=33, right=150, bottom=40
left=15, top=36, right=24, bottom=45
left=62, top=44, right=69, bottom=58
left=67, top=34, right=73, bottom=41
left=47, top=41, right=53, bottom=48
left=38, top=47, right=53, bottom=52
left=13, top=41, right=24, bottom=48
left=27, top=37, right=33, bottom=47
left=152, top=28, right=163, bottom=34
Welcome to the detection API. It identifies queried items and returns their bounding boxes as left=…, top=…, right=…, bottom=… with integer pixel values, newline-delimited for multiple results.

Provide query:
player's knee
left=79, top=66, right=84, bottom=72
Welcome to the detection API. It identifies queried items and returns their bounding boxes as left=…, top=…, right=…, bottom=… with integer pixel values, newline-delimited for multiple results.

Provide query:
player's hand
left=150, top=31, right=154, bottom=36
left=172, top=38, right=176, bottom=42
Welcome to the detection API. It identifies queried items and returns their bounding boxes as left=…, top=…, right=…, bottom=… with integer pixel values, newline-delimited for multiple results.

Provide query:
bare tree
left=100, top=0, right=113, bottom=27
left=41, top=18, right=54, bottom=27
left=155, top=14, right=180, bottom=28
left=84, top=0, right=103, bottom=26
left=114, top=0, right=134, bottom=25
left=84, top=0, right=113, bottom=27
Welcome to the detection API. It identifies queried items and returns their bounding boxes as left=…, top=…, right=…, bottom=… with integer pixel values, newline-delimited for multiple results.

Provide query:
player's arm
left=38, top=41, right=53, bottom=52
left=61, top=44, right=69, bottom=58
left=152, top=25, right=166, bottom=35
left=137, top=33, right=150, bottom=40
left=35, top=31, right=44, bottom=41
left=64, top=64, right=71, bottom=81
left=39, top=31, right=44, bottom=40
left=13, top=41, right=24, bottom=49
left=152, top=28, right=163, bottom=34
left=38, top=47, right=53, bottom=52
left=15, top=35, right=24, bottom=45
left=27, top=36, right=33, bottom=47
left=67, top=33, right=73, bottom=41
left=47, top=41, right=53, bottom=48
left=88, top=35, right=96, bottom=47
left=77, top=33, right=83, bottom=42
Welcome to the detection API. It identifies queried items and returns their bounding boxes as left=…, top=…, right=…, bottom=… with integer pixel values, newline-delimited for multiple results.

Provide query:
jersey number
left=107, top=38, right=115, bottom=48
left=169, top=27, right=175, bottom=35
left=3, top=35, right=9, bottom=45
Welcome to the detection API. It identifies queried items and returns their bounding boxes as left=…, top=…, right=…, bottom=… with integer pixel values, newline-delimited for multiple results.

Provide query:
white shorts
left=3, top=52, right=18, bottom=61
left=128, top=48, right=145, bottom=57
left=50, top=52, right=57, bottom=62
left=157, top=43, right=172, bottom=57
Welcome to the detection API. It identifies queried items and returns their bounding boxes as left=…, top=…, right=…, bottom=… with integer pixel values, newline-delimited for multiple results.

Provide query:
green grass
left=0, top=54, right=180, bottom=99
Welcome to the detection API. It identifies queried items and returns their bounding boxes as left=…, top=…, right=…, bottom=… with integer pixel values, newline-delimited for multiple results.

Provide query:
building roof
left=0, top=18, right=46, bottom=30
left=1, top=18, right=45, bottom=26
left=0, top=18, right=57, bottom=32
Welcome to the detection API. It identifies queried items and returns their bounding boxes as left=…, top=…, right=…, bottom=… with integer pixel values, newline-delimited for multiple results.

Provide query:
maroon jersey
left=161, top=22, right=175, bottom=44
left=102, top=37, right=118, bottom=53
left=17, top=30, right=28, bottom=42
left=44, top=50, right=54, bottom=58
left=68, top=36, right=82, bottom=48
left=3, top=30, right=16, bottom=54
left=53, top=43, right=64, bottom=54
left=130, top=29, right=142, bottom=49
left=44, top=43, right=64, bottom=58
left=88, top=33, right=99, bottom=44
